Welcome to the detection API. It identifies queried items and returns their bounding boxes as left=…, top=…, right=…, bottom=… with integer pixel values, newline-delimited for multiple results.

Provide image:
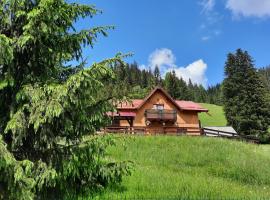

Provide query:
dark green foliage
left=0, top=0, right=131, bottom=199
left=163, top=71, right=222, bottom=103
left=164, top=71, right=179, bottom=99
left=111, top=62, right=155, bottom=99
left=0, top=136, right=41, bottom=200
left=223, top=49, right=270, bottom=140
left=153, top=65, right=162, bottom=86
left=258, top=66, right=270, bottom=91
left=164, top=70, right=190, bottom=100
left=128, top=86, right=150, bottom=99
left=40, top=135, right=133, bottom=199
left=206, top=84, right=223, bottom=105
left=258, top=66, right=270, bottom=102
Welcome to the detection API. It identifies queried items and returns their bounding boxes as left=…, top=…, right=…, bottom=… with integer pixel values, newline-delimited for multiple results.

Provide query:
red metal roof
left=175, top=100, right=208, bottom=112
left=117, top=99, right=143, bottom=109
left=116, top=87, right=208, bottom=112
left=107, top=111, right=136, bottom=117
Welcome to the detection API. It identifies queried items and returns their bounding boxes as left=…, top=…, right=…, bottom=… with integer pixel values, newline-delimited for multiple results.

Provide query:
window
left=153, top=104, right=164, bottom=110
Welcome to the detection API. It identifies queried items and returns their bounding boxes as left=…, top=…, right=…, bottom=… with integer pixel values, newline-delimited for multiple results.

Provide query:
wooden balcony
left=145, top=109, right=177, bottom=122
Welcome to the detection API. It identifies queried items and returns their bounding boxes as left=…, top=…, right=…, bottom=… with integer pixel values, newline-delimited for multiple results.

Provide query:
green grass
left=199, top=103, right=227, bottom=126
left=92, top=136, right=270, bottom=200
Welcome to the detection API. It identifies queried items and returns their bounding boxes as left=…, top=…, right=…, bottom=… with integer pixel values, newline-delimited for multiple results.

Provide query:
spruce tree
left=178, top=77, right=190, bottom=100
left=0, top=1, right=131, bottom=199
left=164, top=71, right=179, bottom=98
left=141, top=69, right=149, bottom=88
left=153, top=65, right=162, bottom=86
left=223, top=49, right=270, bottom=140
left=207, top=84, right=223, bottom=105
left=164, top=71, right=189, bottom=99
left=258, top=66, right=270, bottom=92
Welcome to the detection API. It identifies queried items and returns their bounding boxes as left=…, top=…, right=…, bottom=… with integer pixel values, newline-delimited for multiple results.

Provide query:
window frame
left=153, top=104, right=164, bottom=110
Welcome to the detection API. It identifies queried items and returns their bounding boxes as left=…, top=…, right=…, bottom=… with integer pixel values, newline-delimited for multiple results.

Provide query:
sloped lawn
left=199, top=103, right=227, bottom=127
left=92, top=136, right=270, bottom=199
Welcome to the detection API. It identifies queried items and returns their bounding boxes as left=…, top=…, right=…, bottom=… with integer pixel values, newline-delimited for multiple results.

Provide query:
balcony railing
left=145, top=109, right=177, bottom=122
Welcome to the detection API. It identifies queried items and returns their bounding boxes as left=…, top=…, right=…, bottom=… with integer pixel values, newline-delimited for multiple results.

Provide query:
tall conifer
left=223, top=49, right=270, bottom=140
left=0, top=1, right=131, bottom=198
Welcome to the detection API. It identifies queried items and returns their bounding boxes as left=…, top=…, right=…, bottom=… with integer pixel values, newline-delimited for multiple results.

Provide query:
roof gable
left=136, top=87, right=182, bottom=111
left=117, top=87, right=208, bottom=112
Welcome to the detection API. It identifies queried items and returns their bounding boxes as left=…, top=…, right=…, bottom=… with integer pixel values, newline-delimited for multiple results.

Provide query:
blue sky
left=75, top=0, right=270, bottom=87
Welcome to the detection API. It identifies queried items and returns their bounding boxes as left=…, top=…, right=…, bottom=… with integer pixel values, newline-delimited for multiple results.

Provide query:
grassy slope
left=199, top=103, right=227, bottom=127
left=93, top=136, right=270, bottom=199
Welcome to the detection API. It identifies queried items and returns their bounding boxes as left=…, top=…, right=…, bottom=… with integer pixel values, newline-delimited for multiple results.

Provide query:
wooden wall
left=119, top=90, right=201, bottom=135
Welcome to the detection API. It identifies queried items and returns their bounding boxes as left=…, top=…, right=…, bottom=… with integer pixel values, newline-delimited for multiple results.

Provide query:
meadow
left=199, top=103, right=227, bottom=126
left=80, top=104, right=270, bottom=199
left=91, top=136, right=270, bottom=199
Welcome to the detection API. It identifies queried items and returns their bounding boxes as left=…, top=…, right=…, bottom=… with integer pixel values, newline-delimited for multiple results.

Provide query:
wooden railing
left=202, top=127, right=238, bottom=137
left=145, top=109, right=177, bottom=122
left=202, top=127, right=260, bottom=143
left=104, top=126, right=201, bottom=135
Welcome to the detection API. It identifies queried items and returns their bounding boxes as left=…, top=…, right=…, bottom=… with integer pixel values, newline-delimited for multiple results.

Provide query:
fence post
left=201, top=128, right=205, bottom=135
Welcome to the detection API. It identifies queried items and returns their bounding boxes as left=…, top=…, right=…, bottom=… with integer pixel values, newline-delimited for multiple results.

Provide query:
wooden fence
left=104, top=126, right=201, bottom=135
left=103, top=126, right=260, bottom=143
left=202, top=127, right=260, bottom=143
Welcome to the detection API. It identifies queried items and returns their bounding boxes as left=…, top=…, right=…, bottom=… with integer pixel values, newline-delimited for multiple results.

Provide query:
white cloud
left=167, top=60, right=208, bottom=87
left=200, top=0, right=270, bottom=19
left=226, top=0, right=270, bottom=18
left=143, top=48, right=208, bottom=87
left=148, top=48, right=176, bottom=73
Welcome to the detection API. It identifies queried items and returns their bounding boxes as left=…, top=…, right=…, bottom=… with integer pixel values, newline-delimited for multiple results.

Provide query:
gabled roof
left=117, top=87, right=208, bottom=112
left=175, top=100, right=208, bottom=112
left=107, top=111, right=136, bottom=117
left=136, top=87, right=183, bottom=110
left=117, top=99, right=143, bottom=109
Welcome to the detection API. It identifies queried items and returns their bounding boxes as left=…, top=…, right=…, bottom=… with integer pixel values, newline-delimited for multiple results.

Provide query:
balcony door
left=153, top=104, right=164, bottom=110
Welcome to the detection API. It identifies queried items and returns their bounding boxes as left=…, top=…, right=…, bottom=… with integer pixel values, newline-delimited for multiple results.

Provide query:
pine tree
left=223, top=49, right=270, bottom=140
left=192, top=84, right=207, bottom=103
left=153, top=65, right=162, bottom=86
left=207, top=84, right=223, bottom=105
left=187, top=79, right=195, bottom=101
left=141, top=69, right=149, bottom=88
left=0, top=1, right=131, bottom=199
left=163, top=71, right=189, bottom=99
left=258, top=66, right=270, bottom=92
left=164, top=71, right=179, bottom=98
left=178, top=77, right=190, bottom=100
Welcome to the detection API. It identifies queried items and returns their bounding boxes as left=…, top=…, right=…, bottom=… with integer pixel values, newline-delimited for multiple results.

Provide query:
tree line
left=111, top=63, right=223, bottom=105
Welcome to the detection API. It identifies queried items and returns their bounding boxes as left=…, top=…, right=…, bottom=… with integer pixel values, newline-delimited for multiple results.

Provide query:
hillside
left=93, top=136, right=270, bottom=199
left=199, top=103, right=227, bottom=127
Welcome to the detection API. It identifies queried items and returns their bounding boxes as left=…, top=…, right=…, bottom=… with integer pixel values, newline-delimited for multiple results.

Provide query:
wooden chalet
left=106, top=87, right=208, bottom=135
